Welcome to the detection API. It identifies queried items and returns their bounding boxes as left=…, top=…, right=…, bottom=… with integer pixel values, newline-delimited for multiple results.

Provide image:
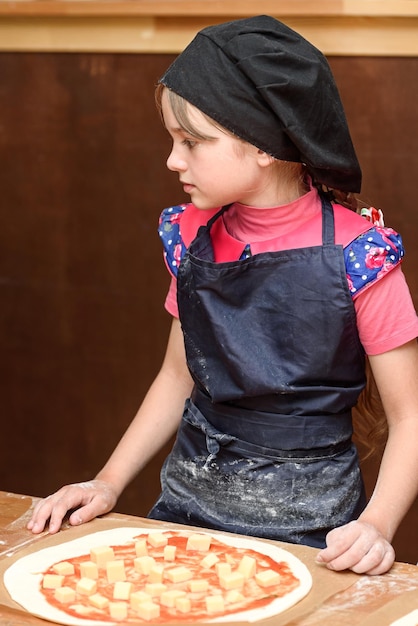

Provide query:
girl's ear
left=256, top=149, right=276, bottom=168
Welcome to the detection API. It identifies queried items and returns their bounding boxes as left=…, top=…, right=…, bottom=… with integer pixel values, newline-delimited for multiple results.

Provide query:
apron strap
left=321, top=194, right=336, bottom=246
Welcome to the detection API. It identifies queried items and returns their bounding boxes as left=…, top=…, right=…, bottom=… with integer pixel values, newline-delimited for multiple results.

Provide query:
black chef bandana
left=160, top=15, right=362, bottom=193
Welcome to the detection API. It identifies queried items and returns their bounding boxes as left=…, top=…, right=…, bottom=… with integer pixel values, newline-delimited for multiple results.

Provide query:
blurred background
left=0, top=2, right=417, bottom=563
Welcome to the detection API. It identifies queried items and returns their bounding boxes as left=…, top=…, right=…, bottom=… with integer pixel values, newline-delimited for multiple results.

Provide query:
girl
left=28, top=16, right=418, bottom=576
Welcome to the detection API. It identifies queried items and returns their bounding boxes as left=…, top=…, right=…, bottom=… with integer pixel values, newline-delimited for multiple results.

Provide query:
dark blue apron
left=149, top=196, right=367, bottom=548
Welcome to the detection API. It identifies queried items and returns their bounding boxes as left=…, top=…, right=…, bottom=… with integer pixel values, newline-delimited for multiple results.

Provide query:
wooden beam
left=0, top=2, right=417, bottom=55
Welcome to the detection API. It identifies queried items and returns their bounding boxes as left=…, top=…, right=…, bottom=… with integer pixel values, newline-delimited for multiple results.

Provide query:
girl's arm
left=317, top=338, right=418, bottom=574
left=28, top=317, right=194, bottom=534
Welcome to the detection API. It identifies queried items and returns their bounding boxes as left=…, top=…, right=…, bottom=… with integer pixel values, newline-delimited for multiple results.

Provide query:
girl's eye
left=182, top=138, right=197, bottom=149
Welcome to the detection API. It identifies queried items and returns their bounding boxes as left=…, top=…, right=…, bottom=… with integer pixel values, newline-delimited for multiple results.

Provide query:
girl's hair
left=353, top=360, right=388, bottom=460
left=156, top=83, right=387, bottom=458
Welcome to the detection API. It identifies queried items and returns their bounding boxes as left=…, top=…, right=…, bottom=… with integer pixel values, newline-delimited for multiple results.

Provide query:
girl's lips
left=182, top=183, right=195, bottom=193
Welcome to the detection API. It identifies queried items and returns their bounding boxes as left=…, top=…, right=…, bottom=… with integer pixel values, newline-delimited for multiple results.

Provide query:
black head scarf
left=160, top=15, right=362, bottom=192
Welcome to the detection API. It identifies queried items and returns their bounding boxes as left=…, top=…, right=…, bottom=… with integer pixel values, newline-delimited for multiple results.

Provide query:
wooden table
left=0, top=491, right=417, bottom=625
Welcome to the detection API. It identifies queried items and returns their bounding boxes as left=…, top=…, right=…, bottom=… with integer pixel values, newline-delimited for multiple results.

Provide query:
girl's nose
left=166, top=147, right=187, bottom=173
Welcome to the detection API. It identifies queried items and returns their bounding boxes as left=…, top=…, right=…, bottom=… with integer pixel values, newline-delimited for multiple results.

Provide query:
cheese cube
left=255, top=569, right=281, bottom=587
left=238, top=555, right=257, bottom=579
left=160, top=589, right=187, bottom=608
left=163, top=545, right=176, bottom=561
left=89, top=593, right=109, bottom=609
left=53, top=561, right=75, bottom=576
left=225, top=590, right=245, bottom=604
left=54, top=586, right=76, bottom=604
left=188, top=578, right=209, bottom=593
left=148, top=564, right=164, bottom=583
left=130, top=591, right=153, bottom=611
left=76, top=577, right=97, bottom=596
left=134, top=555, right=156, bottom=575
left=109, top=602, right=128, bottom=621
left=79, top=561, right=99, bottom=579
left=106, top=559, right=126, bottom=583
left=90, top=546, right=115, bottom=568
left=135, top=601, right=160, bottom=621
left=42, top=574, right=64, bottom=589
left=71, top=605, right=92, bottom=616
left=165, top=566, right=193, bottom=583
left=206, top=595, right=225, bottom=614
left=200, top=553, right=219, bottom=569
left=147, top=532, right=168, bottom=548
left=113, top=581, right=133, bottom=601
left=144, top=583, right=167, bottom=597
left=175, top=596, right=192, bottom=613
left=219, top=571, right=245, bottom=590
left=134, top=538, right=148, bottom=557
left=186, top=533, right=212, bottom=552
left=216, top=562, right=231, bottom=577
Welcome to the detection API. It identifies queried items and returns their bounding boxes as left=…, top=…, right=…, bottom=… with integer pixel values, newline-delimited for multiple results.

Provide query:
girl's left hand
left=315, top=520, right=395, bottom=575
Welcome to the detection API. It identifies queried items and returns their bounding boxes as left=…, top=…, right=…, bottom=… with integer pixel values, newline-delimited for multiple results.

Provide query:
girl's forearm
left=358, top=418, right=418, bottom=541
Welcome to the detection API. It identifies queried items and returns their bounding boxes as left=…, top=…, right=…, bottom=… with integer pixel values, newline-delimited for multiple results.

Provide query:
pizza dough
left=3, top=527, right=312, bottom=624
left=390, top=610, right=418, bottom=626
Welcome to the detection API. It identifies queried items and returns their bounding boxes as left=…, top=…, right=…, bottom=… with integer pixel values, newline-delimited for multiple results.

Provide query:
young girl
left=28, top=16, right=418, bottom=576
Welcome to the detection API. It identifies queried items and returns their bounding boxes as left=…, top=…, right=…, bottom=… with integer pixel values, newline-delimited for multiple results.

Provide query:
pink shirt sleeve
left=354, top=266, right=418, bottom=355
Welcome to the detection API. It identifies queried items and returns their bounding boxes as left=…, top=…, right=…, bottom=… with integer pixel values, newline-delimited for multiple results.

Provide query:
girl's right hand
left=26, top=480, right=118, bottom=534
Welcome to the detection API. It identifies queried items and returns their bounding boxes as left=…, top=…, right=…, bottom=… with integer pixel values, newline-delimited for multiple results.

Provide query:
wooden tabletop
left=0, top=491, right=417, bottom=626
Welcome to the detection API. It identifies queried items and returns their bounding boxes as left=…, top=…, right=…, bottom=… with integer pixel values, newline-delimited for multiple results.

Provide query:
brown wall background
left=0, top=53, right=417, bottom=562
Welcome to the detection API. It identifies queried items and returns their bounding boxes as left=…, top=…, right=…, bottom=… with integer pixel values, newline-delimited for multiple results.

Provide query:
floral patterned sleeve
left=158, top=205, right=188, bottom=278
left=344, top=226, right=405, bottom=298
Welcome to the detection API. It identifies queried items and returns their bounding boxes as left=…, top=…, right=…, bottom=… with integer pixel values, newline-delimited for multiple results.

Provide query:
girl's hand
left=316, top=520, right=395, bottom=575
left=27, top=480, right=118, bottom=535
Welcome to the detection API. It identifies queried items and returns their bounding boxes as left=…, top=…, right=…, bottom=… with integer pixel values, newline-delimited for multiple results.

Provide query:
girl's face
left=161, top=90, right=276, bottom=210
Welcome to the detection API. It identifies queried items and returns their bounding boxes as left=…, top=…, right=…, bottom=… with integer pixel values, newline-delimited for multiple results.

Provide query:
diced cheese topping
left=255, top=569, right=282, bottom=587
left=148, top=564, right=164, bottom=583
left=134, top=555, right=156, bottom=575
left=109, top=601, right=128, bottom=621
left=130, top=590, right=153, bottom=611
left=163, top=545, right=176, bottom=561
left=90, top=546, right=115, bottom=568
left=219, top=571, right=245, bottom=590
left=134, top=601, right=160, bottom=620
left=54, top=586, right=76, bottom=604
left=134, top=539, right=148, bottom=557
left=42, top=574, right=64, bottom=589
left=160, top=589, right=187, bottom=608
left=52, top=561, right=75, bottom=576
left=79, top=561, right=99, bottom=580
left=225, top=590, right=245, bottom=604
left=147, top=532, right=168, bottom=548
left=206, top=595, right=225, bottom=613
left=89, top=593, right=109, bottom=609
left=144, top=583, right=167, bottom=597
left=186, top=533, right=212, bottom=552
left=238, top=555, right=257, bottom=579
left=113, top=581, right=133, bottom=600
left=76, top=577, right=98, bottom=596
left=165, top=566, right=193, bottom=583
left=200, top=553, right=219, bottom=569
left=188, top=578, right=209, bottom=593
left=106, top=559, right=126, bottom=583
left=175, top=596, right=192, bottom=613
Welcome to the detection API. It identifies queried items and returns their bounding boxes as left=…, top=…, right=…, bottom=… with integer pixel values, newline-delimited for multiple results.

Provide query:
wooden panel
left=0, top=52, right=416, bottom=563
left=0, top=16, right=418, bottom=55
left=0, top=1, right=417, bottom=17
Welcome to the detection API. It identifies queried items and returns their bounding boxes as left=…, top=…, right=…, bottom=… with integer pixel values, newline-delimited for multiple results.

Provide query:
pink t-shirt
left=164, top=190, right=418, bottom=355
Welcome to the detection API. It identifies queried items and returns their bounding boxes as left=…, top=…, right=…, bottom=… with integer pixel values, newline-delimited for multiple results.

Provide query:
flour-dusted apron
left=149, top=197, right=367, bottom=548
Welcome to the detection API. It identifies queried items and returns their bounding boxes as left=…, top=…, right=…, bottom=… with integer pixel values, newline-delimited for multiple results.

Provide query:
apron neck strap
left=320, top=194, right=336, bottom=245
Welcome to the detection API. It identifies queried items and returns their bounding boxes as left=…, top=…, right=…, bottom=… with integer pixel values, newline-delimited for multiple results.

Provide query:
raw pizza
left=4, top=527, right=312, bottom=624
